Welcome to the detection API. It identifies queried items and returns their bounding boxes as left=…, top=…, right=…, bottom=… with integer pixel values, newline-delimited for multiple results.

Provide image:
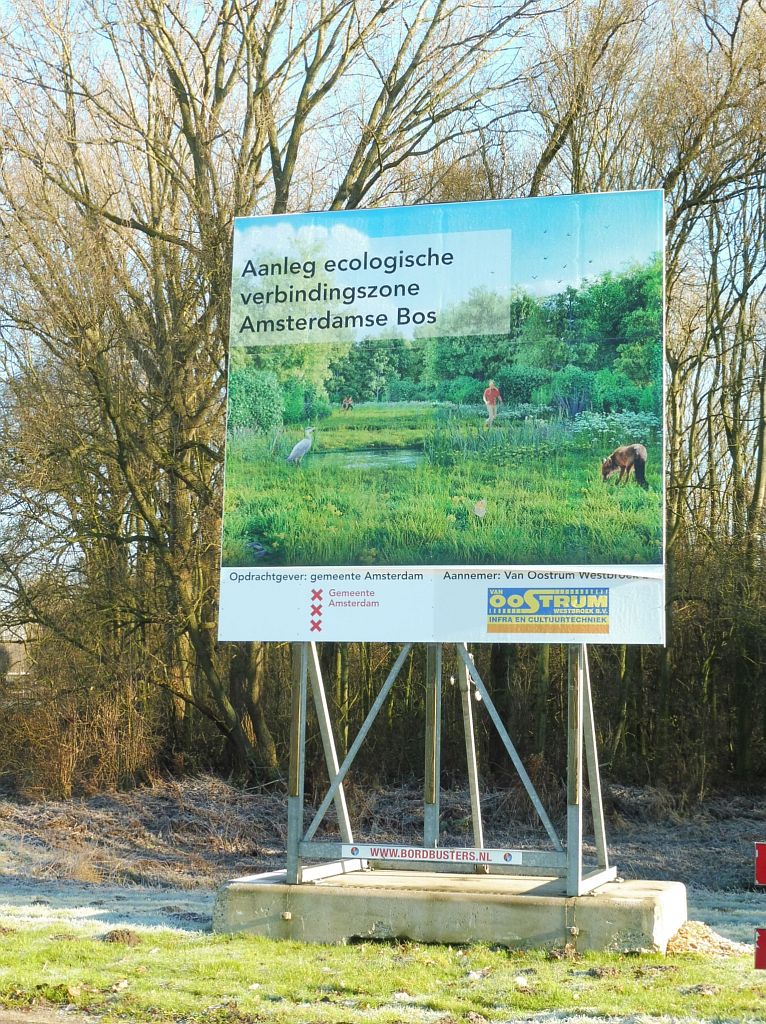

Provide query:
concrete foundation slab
left=213, top=869, right=687, bottom=953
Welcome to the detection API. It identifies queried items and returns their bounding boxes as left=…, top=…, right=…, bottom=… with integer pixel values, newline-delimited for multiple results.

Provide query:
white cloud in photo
left=232, top=218, right=512, bottom=341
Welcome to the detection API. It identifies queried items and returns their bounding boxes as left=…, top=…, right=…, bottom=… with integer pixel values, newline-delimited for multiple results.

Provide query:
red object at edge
left=756, top=842, right=766, bottom=886
left=756, top=929, right=766, bottom=970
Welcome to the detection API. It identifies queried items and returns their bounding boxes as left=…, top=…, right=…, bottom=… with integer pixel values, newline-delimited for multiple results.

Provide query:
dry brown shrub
left=41, top=849, right=104, bottom=884
left=0, top=652, right=162, bottom=798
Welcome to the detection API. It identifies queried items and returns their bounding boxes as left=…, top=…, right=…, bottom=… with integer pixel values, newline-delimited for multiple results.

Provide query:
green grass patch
left=316, top=403, right=437, bottom=451
left=222, top=402, right=662, bottom=567
left=0, top=927, right=761, bottom=1023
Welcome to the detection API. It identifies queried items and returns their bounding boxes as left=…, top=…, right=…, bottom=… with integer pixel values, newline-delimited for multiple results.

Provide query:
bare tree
left=0, top=0, right=554, bottom=778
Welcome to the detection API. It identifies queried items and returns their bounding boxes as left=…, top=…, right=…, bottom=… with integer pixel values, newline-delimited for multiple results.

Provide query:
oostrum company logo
left=487, top=587, right=609, bottom=634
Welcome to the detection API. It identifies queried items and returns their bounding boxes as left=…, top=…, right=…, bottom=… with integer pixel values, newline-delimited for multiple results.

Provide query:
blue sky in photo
left=233, top=190, right=664, bottom=298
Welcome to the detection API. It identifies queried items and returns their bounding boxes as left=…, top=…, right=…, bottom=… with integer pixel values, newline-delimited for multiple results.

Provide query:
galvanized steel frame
left=285, top=642, right=615, bottom=896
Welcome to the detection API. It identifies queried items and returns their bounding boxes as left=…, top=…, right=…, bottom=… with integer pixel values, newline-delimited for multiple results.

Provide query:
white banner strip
left=339, top=843, right=522, bottom=865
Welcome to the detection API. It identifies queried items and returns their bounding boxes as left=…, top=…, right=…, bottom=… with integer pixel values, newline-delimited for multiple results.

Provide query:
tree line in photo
left=229, top=256, right=662, bottom=431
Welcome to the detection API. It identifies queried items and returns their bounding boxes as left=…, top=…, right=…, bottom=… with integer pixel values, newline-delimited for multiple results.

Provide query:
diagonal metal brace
left=303, top=643, right=413, bottom=842
left=456, top=644, right=563, bottom=852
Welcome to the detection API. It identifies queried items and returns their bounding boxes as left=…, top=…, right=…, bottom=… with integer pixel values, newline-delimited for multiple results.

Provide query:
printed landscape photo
left=222, top=193, right=664, bottom=569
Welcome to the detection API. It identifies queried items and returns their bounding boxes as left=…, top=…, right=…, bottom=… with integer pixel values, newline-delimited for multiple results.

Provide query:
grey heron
left=286, top=427, right=315, bottom=464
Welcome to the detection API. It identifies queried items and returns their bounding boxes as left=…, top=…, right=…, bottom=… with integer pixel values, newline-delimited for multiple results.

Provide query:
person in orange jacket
left=483, top=379, right=502, bottom=427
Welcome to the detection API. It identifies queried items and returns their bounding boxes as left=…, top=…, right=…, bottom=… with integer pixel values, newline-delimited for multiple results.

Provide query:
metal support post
left=304, top=643, right=412, bottom=843
left=457, top=645, right=563, bottom=851
left=286, top=643, right=309, bottom=884
left=457, top=644, right=484, bottom=852
left=423, top=643, right=442, bottom=847
left=582, top=648, right=609, bottom=871
left=567, top=644, right=584, bottom=896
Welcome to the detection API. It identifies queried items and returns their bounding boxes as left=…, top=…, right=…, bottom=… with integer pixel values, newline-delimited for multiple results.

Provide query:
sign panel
left=337, top=843, right=523, bottom=866
left=220, top=191, right=665, bottom=643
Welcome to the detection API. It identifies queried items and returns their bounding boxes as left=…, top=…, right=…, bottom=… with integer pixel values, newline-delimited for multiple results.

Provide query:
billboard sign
left=219, top=191, right=665, bottom=644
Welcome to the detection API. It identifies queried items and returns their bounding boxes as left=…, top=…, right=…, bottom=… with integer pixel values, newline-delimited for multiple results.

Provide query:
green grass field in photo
left=221, top=403, right=662, bottom=567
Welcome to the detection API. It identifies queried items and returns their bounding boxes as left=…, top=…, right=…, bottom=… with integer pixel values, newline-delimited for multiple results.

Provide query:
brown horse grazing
left=601, top=443, right=648, bottom=489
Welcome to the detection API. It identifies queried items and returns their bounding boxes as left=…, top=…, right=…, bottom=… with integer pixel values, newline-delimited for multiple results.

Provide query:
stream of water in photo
left=311, top=447, right=425, bottom=470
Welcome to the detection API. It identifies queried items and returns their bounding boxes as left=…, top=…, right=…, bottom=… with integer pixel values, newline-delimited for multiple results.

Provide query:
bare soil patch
left=666, top=920, right=751, bottom=957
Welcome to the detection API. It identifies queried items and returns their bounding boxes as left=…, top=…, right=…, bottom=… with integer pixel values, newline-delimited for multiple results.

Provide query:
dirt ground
left=0, top=775, right=764, bottom=945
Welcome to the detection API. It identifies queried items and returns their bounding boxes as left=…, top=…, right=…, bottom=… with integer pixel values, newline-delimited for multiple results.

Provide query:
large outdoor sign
left=219, top=191, right=665, bottom=644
